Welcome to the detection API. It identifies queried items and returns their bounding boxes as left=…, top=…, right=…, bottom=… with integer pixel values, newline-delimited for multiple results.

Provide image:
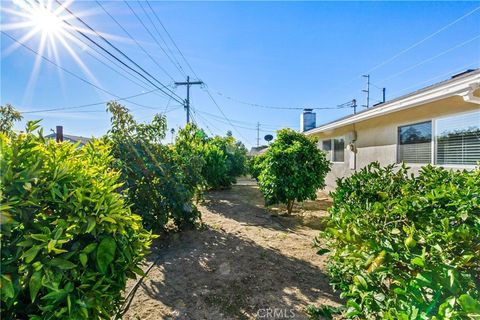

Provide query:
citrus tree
left=316, top=162, right=480, bottom=319
left=0, top=104, right=22, bottom=134
left=173, top=125, right=248, bottom=190
left=106, top=102, right=200, bottom=230
left=256, top=128, right=330, bottom=214
left=0, top=121, right=152, bottom=318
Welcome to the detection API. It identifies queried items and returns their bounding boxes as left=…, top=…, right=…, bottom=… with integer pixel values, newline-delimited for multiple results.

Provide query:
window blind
left=435, top=111, right=480, bottom=165
left=398, top=121, right=432, bottom=164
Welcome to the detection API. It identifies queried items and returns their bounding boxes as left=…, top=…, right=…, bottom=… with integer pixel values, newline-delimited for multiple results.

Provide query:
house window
left=321, top=140, right=332, bottom=159
left=398, top=121, right=432, bottom=164
left=321, top=137, right=344, bottom=162
left=333, top=138, right=345, bottom=162
left=435, top=111, right=480, bottom=165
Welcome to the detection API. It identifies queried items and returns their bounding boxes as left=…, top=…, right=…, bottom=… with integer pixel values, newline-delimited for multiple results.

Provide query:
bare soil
left=123, top=178, right=341, bottom=320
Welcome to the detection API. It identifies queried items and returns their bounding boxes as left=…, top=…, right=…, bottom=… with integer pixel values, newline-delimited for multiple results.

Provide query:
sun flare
left=30, top=4, right=63, bottom=36
left=1, top=0, right=104, bottom=101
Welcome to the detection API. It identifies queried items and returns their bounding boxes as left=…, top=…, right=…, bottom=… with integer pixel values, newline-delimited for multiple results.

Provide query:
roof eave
left=305, top=71, right=480, bottom=135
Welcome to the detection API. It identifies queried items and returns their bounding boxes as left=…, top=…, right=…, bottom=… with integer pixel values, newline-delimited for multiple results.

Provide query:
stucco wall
left=310, top=95, right=480, bottom=190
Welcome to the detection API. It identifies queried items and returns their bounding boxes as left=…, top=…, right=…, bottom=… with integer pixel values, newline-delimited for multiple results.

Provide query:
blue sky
left=2, top=1, right=479, bottom=148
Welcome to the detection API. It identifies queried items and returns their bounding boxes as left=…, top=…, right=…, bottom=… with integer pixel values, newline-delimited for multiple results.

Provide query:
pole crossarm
left=175, top=76, right=204, bottom=124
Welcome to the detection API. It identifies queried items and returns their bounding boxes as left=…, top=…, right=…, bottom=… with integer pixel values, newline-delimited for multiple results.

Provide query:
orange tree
left=256, top=128, right=330, bottom=214
left=316, top=162, right=480, bottom=319
left=106, top=102, right=200, bottom=230
left=0, top=121, right=152, bottom=318
left=173, top=124, right=248, bottom=190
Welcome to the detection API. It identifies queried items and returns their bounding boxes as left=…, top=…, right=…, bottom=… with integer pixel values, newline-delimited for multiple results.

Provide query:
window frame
left=396, top=120, right=433, bottom=164
left=433, top=110, right=480, bottom=168
left=396, top=110, right=479, bottom=168
left=321, top=136, right=345, bottom=163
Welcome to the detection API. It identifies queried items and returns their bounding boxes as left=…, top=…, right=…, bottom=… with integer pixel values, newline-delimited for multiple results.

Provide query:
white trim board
left=305, top=70, right=480, bottom=135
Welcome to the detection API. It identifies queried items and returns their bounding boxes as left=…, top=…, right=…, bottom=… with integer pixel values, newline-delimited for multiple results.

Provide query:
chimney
left=300, top=109, right=316, bottom=132
left=56, top=125, right=63, bottom=142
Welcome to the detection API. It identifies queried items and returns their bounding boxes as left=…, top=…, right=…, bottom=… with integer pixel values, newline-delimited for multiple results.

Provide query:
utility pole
left=382, top=87, right=386, bottom=103
left=352, top=99, right=357, bottom=114
left=256, top=122, right=260, bottom=147
left=362, top=74, right=370, bottom=108
left=174, top=76, right=203, bottom=124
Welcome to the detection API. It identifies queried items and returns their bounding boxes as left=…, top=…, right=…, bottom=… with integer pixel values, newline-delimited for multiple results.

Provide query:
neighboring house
left=45, top=133, right=91, bottom=147
left=248, top=145, right=268, bottom=156
left=302, top=69, right=480, bottom=190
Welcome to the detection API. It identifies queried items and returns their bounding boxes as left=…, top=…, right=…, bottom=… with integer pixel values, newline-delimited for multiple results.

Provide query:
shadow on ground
left=203, top=180, right=332, bottom=233
left=123, top=179, right=340, bottom=320
left=135, top=227, right=340, bottom=319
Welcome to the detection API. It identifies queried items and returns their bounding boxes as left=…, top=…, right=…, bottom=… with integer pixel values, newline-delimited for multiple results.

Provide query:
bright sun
left=30, top=4, right=63, bottom=36
left=1, top=0, right=102, bottom=100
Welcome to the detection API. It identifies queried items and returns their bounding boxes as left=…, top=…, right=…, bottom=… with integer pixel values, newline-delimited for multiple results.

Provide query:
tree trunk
left=286, top=200, right=294, bottom=214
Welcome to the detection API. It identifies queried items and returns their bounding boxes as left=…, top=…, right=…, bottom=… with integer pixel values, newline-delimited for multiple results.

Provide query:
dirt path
left=123, top=178, right=340, bottom=320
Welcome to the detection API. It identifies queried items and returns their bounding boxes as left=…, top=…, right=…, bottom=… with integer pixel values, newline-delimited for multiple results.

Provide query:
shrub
left=0, top=121, right=152, bottom=319
left=256, top=128, right=330, bottom=213
left=203, top=135, right=247, bottom=189
left=172, top=123, right=207, bottom=196
left=106, top=102, right=200, bottom=230
left=317, top=162, right=480, bottom=319
left=247, top=154, right=266, bottom=180
left=0, top=103, right=22, bottom=134
left=173, top=125, right=247, bottom=190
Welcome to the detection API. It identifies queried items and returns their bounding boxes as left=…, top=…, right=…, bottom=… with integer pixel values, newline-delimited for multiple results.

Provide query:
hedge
left=0, top=121, right=152, bottom=319
left=317, top=162, right=480, bottom=319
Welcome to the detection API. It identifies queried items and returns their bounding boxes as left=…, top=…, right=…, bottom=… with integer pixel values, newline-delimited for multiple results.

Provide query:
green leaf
left=29, top=271, right=43, bottom=302
left=353, top=275, right=368, bottom=289
left=79, top=253, right=87, bottom=267
left=86, top=217, right=96, bottom=233
left=48, top=258, right=76, bottom=270
left=41, top=289, right=67, bottom=303
left=458, top=294, right=480, bottom=314
left=82, top=243, right=97, bottom=254
left=411, top=257, right=425, bottom=268
left=391, top=228, right=401, bottom=235
left=47, top=240, right=68, bottom=254
left=30, top=234, right=50, bottom=242
left=100, top=216, right=116, bottom=224
left=21, top=245, right=42, bottom=263
left=96, top=237, right=116, bottom=274
left=1, top=275, right=14, bottom=299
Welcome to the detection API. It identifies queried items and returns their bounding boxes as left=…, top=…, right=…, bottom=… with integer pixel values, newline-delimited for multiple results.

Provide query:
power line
left=324, top=5, right=480, bottom=97
left=202, top=86, right=254, bottom=144
left=377, top=33, right=480, bottom=84
left=138, top=0, right=187, bottom=76
left=95, top=0, right=176, bottom=82
left=195, top=109, right=274, bottom=133
left=54, top=22, right=172, bottom=98
left=123, top=0, right=185, bottom=78
left=191, top=108, right=220, bottom=135
left=145, top=0, right=200, bottom=80
left=193, top=108, right=289, bottom=128
left=389, top=61, right=480, bottom=97
left=53, top=0, right=184, bottom=104
left=213, top=90, right=352, bottom=110
left=365, top=5, right=480, bottom=74
left=20, top=89, right=162, bottom=114
left=1, top=31, right=158, bottom=111
left=174, top=76, right=203, bottom=124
